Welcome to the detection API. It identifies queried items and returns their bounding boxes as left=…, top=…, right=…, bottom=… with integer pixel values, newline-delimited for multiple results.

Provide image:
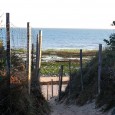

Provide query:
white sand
left=40, top=76, right=68, bottom=100
left=41, top=84, right=67, bottom=100
left=49, top=97, right=112, bottom=115
left=40, top=77, right=113, bottom=115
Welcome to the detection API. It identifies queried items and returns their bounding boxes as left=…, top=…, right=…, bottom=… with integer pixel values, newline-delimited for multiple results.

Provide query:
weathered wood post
left=35, top=30, right=42, bottom=81
left=35, top=34, right=39, bottom=81
left=80, top=49, right=84, bottom=91
left=51, top=79, right=53, bottom=98
left=58, top=65, right=63, bottom=101
left=38, top=30, right=42, bottom=71
left=31, top=43, right=34, bottom=70
left=6, top=13, right=11, bottom=88
left=27, top=22, right=32, bottom=94
left=6, top=13, right=10, bottom=112
left=47, top=84, right=49, bottom=100
left=98, top=44, right=102, bottom=95
left=69, top=60, right=71, bottom=96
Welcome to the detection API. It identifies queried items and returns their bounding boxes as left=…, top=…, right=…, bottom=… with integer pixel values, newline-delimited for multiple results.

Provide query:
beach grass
left=11, top=48, right=97, bottom=57
left=40, top=49, right=96, bottom=76
left=11, top=48, right=97, bottom=76
left=42, top=49, right=97, bottom=58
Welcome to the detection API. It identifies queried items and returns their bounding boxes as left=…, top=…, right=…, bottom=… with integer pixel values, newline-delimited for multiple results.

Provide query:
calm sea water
left=0, top=28, right=113, bottom=50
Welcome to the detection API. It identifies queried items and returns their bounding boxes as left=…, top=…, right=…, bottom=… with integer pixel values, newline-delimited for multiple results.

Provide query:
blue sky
left=0, top=0, right=115, bottom=28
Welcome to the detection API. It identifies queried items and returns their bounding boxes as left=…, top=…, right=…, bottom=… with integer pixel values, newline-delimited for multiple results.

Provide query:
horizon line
left=7, top=26, right=114, bottom=30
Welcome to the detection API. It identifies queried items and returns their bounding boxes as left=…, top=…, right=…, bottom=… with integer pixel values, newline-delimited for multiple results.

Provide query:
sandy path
left=40, top=77, right=112, bottom=115
left=41, top=85, right=67, bottom=100
left=40, top=76, right=68, bottom=100
left=49, top=97, right=112, bottom=115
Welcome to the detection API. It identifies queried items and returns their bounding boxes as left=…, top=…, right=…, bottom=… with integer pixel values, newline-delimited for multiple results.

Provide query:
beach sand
left=49, top=97, right=112, bottom=115
left=40, top=76, right=69, bottom=100
left=40, top=76, right=113, bottom=115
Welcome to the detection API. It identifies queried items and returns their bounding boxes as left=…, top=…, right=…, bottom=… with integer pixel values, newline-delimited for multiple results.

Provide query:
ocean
left=0, top=28, right=113, bottom=50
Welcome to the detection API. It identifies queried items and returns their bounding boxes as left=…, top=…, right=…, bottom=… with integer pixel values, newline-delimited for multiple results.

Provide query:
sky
left=0, top=0, right=115, bottom=28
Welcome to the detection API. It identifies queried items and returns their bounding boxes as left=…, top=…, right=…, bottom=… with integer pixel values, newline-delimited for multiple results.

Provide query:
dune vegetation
left=60, top=33, right=115, bottom=112
left=0, top=46, right=50, bottom=115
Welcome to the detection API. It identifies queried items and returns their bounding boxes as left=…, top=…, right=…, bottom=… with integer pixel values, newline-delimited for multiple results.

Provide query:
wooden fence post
left=80, top=49, right=84, bottom=91
left=6, top=13, right=11, bottom=88
left=31, top=43, right=34, bottom=70
left=98, top=44, right=102, bottom=95
left=35, top=34, right=39, bottom=81
left=58, top=65, right=63, bottom=101
left=6, top=13, right=10, bottom=112
left=35, top=30, right=42, bottom=81
left=69, top=60, right=71, bottom=96
left=51, top=79, right=53, bottom=98
left=38, top=30, right=42, bottom=70
left=47, top=84, right=49, bottom=100
left=27, top=22, right=32, bottom=95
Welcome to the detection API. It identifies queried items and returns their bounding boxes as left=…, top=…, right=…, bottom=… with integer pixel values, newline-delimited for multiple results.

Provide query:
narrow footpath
left=49, top=97, right=112, bottom=115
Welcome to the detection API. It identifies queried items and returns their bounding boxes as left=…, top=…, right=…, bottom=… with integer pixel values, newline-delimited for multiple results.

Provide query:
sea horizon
left=0, top=28, right=114, bottom=50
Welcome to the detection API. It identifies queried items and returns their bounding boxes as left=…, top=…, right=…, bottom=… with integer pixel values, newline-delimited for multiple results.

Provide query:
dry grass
left=42, top=49, right=97, bottom=58
left=0, top=70, right=51, bottom=115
